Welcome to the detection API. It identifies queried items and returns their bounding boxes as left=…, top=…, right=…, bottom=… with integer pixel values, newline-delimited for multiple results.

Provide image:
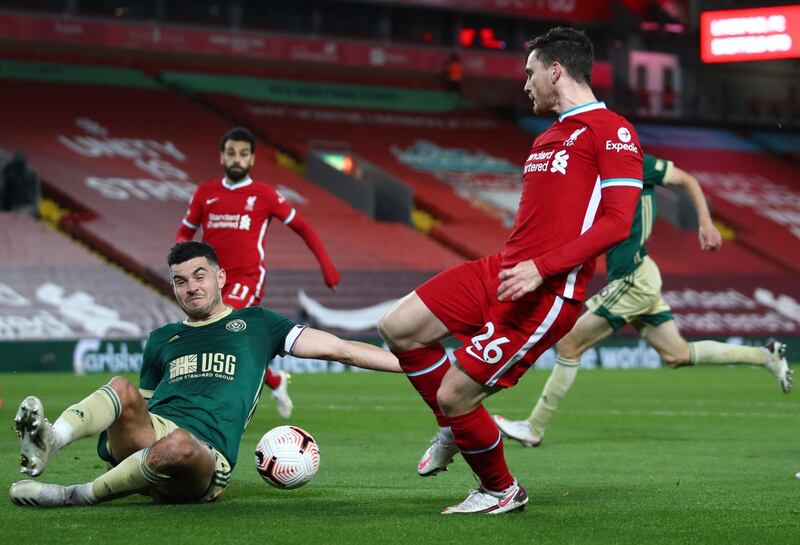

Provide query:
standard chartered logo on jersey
left=169, top=353, right=237, bottom=382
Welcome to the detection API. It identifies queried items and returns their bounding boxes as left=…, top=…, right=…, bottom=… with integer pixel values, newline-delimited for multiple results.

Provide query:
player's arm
left=289, top=327, right=401, bottom=372
left=272, top=189, right=340, bottom=289
left=137, top=333, right=163, bottom=401
left=499, top=185, right=640, bottom=301
left=664, top=165, right=722, bottom=251
left=175, top=187, right=203, bottom=242
left=287, top=215, right=340, bottom=289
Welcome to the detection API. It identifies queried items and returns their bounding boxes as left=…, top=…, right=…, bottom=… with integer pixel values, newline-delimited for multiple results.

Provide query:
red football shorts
left=416, top=254, right=581, bottom=388
left=222, top=273, right=264, bottom=309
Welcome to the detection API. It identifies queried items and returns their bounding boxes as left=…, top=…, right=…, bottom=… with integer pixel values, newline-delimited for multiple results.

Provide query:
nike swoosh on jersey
left=206, top=197, right=220, bottom=205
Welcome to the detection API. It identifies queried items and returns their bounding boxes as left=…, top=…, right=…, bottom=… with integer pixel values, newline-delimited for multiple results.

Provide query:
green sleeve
left=257, top=308, right=297, bottom=358
left=138, top=331, right=164, bottom=395
left=642, top=154, right=673, bottom=188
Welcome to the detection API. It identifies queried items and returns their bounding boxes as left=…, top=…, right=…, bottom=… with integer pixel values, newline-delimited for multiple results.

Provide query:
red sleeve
left=286, top=215, right=341, bottom=288
left=534, top=118, right=643, bottom=278
left=175, top=186, right=204, bottom=242
left=534, top=185, right=640, bottom=277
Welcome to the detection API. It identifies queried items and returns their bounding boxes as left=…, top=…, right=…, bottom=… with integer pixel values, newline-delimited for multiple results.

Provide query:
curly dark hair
left=219, top=126, right=256, bottom=153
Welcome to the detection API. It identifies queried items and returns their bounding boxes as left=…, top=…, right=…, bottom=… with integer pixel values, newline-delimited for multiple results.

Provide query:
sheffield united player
left=10, top=242, right=398, bottom=508
left=176, top=127, right=340, bottom=419
left=378, top=27, right=643, bottom=515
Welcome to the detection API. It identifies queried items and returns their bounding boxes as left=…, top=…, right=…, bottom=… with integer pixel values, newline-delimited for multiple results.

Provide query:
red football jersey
left=180, top=177, right=295, bottom=278
left=500, top=102, right=643, bottom=301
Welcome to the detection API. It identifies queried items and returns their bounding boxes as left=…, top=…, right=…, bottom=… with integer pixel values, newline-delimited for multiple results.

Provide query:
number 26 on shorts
left=466, top=322, right=510, bottom=364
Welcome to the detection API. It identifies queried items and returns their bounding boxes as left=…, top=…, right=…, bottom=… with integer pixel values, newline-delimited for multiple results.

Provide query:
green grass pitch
left=1, top=366, right=798, bottom=545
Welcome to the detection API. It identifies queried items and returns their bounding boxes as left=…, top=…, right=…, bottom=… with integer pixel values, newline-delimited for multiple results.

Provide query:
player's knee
left=556, top=336, right=581, bottom=360
left=436, top=388, right=457, bottom=417
left=377, top=311, right=406, bottom=350
left=660, top=348, right=690, bottom=368
left=108, top=376, right=143, bottom=412
left=149, top=429, right=200, bottom=470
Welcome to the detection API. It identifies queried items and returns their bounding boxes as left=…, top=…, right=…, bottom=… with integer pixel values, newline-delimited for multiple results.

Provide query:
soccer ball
left=254, top=425, right=320, bottom=489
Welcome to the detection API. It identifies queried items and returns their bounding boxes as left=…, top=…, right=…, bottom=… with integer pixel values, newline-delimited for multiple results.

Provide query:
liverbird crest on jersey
left=245, top=196, right=257, bottom=211
left=564, top=127, right=587, bottom=146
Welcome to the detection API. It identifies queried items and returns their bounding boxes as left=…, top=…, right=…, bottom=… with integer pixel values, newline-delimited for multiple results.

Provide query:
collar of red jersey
left=221, top=176, right=253, bottom=190
left=558, top=101, right=606, bottom=122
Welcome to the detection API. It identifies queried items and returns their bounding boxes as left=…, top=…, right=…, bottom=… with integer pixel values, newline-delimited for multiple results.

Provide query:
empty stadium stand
left=0, top=212, right=183, bottom=340
left=0, top=62, right=462, bottom=323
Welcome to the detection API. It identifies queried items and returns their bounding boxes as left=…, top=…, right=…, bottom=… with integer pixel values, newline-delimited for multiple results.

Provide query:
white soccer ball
left=254, top=425, right=320, bottom=489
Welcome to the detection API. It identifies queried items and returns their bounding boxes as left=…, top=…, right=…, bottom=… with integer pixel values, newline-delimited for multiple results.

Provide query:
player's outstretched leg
left=492, top=415, right=542, bottom=448
left=269, top=370, right=294, bottom=419
left=418, top=427, right=459, bottom=476
left=765, top=341, right=793, bottom=393
left=441, top=478, right=529, bottom=515
left=15, top=396, right=56, bottom=477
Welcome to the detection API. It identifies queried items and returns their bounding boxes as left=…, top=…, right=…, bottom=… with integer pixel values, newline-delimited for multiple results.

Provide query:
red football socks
left=265, top=368, right=282, bottom=390
left=448, top=405, right=513, bottom=492
left=395, top=345, right=451, bottom=427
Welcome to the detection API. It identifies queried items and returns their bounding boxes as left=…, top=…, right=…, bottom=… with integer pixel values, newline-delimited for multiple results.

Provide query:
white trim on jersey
left=182, top=218, right=199, bottom=229
left=221, top=176, right=253, bottom=190
left=600, top=178, right=644, bottom=189
left=562, top=176, right=602, bottom=299
left=458, top=430, right=502, bottom=455
left=246, top=218, right=269, bottom=307
left=485, top=296, right=565, bottom=387
left=282, top=208, right=296, bottom=225
left=284, top=324, right=307, bottom=354
left=558, top=101, right=606, bottom=122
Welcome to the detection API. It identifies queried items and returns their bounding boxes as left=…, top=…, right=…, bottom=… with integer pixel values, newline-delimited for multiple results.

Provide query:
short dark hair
left=220, top=127, right=256, bottom=153
left=527, top=27, right=594, bottom=85
left=168, top=241, right=219, bottom=268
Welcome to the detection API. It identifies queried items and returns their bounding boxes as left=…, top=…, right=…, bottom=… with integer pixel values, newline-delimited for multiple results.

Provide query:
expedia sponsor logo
left=605, top=140, right=639, bottom=153
left=226, top=319, right=247, bottom=332
left=617, top=127, right=632, bottom=142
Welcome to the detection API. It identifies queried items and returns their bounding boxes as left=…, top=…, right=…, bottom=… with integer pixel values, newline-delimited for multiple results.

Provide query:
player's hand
left=324, top=269, right=341, bottom=290
left=699, top=223, right=722, bottom=251
left=497, top=259, right=542, bottom=301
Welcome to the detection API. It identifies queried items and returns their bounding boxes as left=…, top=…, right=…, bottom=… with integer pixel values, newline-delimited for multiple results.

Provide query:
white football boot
left=441, top=479, right=528, bottom=515
left=270, top=371, right=294, bottom=419
left=15, top=396, right=56, bottom=477
left=9, top=480, right=90, bottom=507
left=764, top=341, right=793, bottom=393
left=493, top=415, right=542, bottom=447
left=417, top=434, right=459, bottom=477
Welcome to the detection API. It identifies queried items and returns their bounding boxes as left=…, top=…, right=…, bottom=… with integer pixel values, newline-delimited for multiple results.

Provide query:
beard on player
left=224, top=163, right=251, bottom=182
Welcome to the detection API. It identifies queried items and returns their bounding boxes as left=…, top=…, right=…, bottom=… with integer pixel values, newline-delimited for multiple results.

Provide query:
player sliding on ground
left=379, top=27, right=643, bottom=515
left=493, top=155, right=793, bottom=448
left=10, top=242, right=399, bottom=507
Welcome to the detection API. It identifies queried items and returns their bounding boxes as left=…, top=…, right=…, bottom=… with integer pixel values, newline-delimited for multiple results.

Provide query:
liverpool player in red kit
left=379, top=27, right=643, bottom=515
left=176, top=127, right=340, bottom=419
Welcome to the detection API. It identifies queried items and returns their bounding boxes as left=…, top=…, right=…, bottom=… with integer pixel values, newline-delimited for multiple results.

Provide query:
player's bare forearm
left=291, top=327, right=401, bottom=372
left=669, top=166, right=722, bottom=250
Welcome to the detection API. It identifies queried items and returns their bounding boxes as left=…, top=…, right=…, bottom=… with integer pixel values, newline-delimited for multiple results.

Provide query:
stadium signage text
left=701, top=6, right=800, bottom=62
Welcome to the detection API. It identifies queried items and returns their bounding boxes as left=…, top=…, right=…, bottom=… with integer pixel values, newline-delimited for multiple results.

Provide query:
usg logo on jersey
left=605, top=127, right=638, bottom=153
left=226, top=319, right=247, bottom=332
left=563, top=127, right=586, bottom=146
left=550, top=150, right=570, bottom=175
